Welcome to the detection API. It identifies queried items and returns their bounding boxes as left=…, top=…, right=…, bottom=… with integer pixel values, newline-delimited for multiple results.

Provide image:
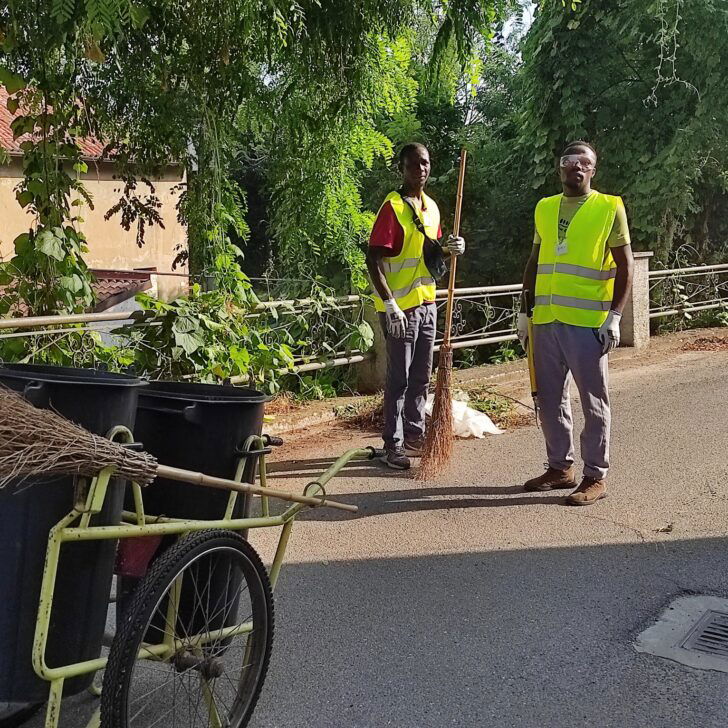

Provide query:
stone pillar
left=620, top=251, right=653, bottom=348
left=356, top=304, right=387, bottom=393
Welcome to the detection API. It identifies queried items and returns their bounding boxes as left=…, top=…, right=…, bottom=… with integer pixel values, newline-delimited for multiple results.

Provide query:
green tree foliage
left=359, top=9, right=532, bottom=285
left=355, top=0, right=728, bottom=291
left=0, top=0, right=518, bottom=385
left=260, top=33, right=419, bottom=293
left=519, top=0, right=728, bottom=262
left=87, top=0, right=511, bottom=282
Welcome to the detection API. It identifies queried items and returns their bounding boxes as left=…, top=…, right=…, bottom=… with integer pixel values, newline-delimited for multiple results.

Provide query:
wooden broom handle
left=442, top=148, right=468, bottom=349
left=156, top=463, right=358, bottom=513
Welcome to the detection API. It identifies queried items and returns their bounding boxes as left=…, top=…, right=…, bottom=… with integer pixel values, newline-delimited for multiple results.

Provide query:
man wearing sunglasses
left=518, top=141, right=634, bottom=505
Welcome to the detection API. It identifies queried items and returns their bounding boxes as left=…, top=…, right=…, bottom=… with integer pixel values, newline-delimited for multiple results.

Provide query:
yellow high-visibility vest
left=372, top=191, right=439, bottom=312
left=534, top=190, right=621, bottom=327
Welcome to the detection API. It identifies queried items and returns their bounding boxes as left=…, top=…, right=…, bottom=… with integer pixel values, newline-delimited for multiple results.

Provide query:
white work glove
left=517, top=313, right=529, bottom=351
left=597, top=310, right=622, bottom=354
left=384, top=298, right=408, bottom=339
left=443, top=235, right=465, bottom=256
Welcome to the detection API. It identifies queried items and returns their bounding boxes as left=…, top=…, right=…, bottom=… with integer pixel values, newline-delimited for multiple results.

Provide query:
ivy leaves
left=112, top=284, right=374, bottom=392
left=120, top=288, right=297, bottom=391
left=35, top=228, right=66, bottom=261
left=0, top=77, right=96, bottom=315
left=0, top=68, right=25, bottom=94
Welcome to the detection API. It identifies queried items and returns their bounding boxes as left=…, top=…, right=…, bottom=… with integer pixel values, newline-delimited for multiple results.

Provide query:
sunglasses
left=560, top=155, right=595, bottom=171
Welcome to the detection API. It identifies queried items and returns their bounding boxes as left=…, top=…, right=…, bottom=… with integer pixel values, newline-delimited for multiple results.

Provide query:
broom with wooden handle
left=0, top=384, right=357, bottom=513
left=418, top=148, right=468, bottom=480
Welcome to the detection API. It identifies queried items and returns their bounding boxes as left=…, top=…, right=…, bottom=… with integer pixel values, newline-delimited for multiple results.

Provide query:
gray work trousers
left=533, top=322, right=611, bottom=480
left=378, top=302, right=437, bottom=449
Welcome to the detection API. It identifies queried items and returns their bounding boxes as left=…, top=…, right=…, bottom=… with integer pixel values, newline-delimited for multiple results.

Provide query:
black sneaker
left=380, top=446, right=411, bottom=470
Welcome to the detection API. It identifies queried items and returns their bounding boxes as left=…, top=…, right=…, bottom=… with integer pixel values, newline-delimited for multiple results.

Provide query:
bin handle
left=137, top=401, right=201, bottom=424
left=23, top=381, right=49, bottom=408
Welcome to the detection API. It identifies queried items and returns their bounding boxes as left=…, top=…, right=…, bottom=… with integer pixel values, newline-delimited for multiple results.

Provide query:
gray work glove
left=597, top=310, right=622, bottom=355
left=443, top=235, right=466, bottom=256
left=384, top=299, right=407, bottom=339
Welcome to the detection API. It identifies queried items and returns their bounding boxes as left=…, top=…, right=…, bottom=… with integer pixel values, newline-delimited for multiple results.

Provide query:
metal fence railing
left=648, top=263, right=728, bottom=320
left=434, top=284, right=522, bottom=352
left=3, top=260, right=724, bottom=377
left=0, top=293, right=373, bottom=376
left=0, top=283, right=527, bottom=370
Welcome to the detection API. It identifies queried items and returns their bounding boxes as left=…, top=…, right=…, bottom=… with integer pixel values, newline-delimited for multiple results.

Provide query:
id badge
left=556, top=239, right=568, bottom=256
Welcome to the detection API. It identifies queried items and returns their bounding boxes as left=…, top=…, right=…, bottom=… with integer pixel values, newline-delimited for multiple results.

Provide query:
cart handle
left=302, top=446, right=380, bottom=498
left=155, top=463, right=358, bottom=513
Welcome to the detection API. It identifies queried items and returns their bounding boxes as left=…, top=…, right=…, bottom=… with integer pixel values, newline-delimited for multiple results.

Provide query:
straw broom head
left=0, top=384, right=361, bottom=513
left=417, top=346, right=453, bottom=480
left=0, top=384, right=158, bottom=488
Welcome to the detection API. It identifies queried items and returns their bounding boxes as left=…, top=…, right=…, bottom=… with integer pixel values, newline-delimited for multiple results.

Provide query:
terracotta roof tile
left=0, top=87, right=106, bottom=159
left=0, top=269, right=153, bottom=316
left=90, top=269, right=153, bottom=312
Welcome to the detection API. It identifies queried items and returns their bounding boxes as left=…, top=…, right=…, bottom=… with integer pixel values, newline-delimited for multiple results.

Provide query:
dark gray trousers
left=533, top=322, right=611, bottom=480
left=378, top=302, right=437, bottom=449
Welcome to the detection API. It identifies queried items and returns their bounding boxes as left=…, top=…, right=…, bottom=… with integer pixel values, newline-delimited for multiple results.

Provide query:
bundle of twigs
left=0, top=384, right=158, bottom=487
left=0, top=384, right=356, bottom=512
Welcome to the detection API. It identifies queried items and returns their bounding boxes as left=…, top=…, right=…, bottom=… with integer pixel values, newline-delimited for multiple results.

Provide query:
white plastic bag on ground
left=425, top=394, right=504, bottom=438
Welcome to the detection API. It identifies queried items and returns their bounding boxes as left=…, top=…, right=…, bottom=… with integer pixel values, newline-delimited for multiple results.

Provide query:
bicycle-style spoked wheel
left=102, top=530, right=274, bottom=728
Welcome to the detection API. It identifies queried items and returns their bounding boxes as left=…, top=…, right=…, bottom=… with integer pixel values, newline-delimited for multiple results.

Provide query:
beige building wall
left=0, top=158, right=188, bottom=301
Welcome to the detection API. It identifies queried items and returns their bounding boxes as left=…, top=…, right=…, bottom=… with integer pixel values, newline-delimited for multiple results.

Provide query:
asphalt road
left=247, top=346, right=728, bottom=728
left=19, top=344, right=728, bottom=727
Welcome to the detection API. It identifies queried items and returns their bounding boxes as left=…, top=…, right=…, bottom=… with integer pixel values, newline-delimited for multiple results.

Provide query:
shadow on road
left=268, top=456, right=384, bottom=478
left=21, top=539, right=728, bottom=728
left=248, top=538, right=728, bottom=728
left=295, top=486, right=564, bottom=521
left=267, top=456, right=565, bottom=520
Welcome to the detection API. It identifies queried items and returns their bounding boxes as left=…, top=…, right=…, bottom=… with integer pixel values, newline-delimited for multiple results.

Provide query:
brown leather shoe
left=524, top=465, right=577, bottom=492
left=565, top=477, right=607, bottom=506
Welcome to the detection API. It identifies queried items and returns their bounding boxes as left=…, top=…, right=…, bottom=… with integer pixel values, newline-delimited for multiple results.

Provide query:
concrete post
left=356, top=304, right=387, bottom=393
left=620, top=251, right=653, bottom=348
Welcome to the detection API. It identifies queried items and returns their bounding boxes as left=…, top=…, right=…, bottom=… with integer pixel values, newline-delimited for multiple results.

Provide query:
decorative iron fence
left=0, top=293, right=373, bottom=376
left=0, top=281, right=529, bottom=369
left=434, top=284, right=521, bottom=352
left=648, top=263, right=728, bottom=321
left=4, top=259, right=725, bottom=378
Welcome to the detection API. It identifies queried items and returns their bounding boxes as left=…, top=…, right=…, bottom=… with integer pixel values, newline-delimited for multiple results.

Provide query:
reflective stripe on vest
left=537, top=263, right=617, bottom=281
left=534, top=295, right=611, bottom=311
left=372, top=190, right=440, bottom=312
left=390, top=276, right=436, bottom=299
left=382, top=257, right=421, bottom=273
left=533, top=190, right=620, bottom=328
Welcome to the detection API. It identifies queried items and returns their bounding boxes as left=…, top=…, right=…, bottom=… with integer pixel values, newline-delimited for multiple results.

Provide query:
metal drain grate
left=681, top=610, right=728, bottom=657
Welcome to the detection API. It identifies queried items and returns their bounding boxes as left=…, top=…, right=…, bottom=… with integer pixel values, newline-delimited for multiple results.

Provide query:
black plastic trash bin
left=133, top=380, right=267, bottom=523
left=0, top=363, right=145, bottom=705
left=126, top=381, right=267, bottom=640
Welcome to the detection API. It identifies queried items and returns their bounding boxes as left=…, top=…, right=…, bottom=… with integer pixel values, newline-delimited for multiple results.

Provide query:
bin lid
left=0, top=363, right=144, bottom=387
left=139, top=380, right=268, bottom=404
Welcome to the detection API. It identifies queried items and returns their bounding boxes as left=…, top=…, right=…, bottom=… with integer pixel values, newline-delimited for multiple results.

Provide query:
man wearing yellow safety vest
left=366, top=143, right=465, bottom=470
left=518, top=141, right=634, bottom=505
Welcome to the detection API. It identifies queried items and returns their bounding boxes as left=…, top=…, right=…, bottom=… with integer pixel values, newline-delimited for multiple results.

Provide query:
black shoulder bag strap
left=398, top=191, right=447, bottom=281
